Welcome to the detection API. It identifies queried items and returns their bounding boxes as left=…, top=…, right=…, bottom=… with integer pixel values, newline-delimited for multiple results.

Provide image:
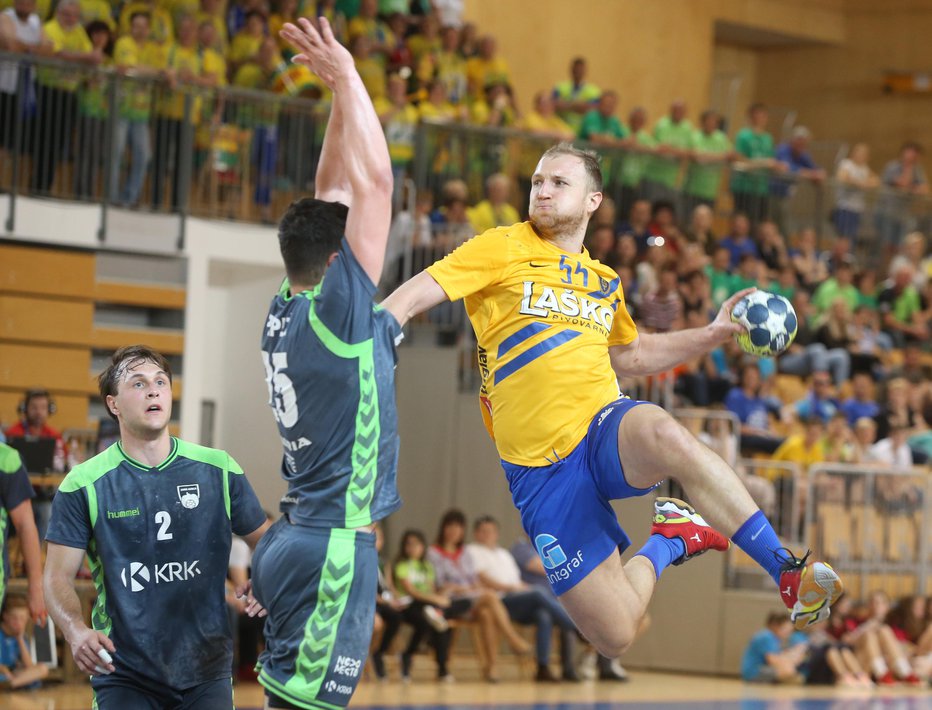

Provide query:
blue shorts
left=92, top=670, right=232, bottom=709
left=503, top=398, right=660, bottom=596
left=251, top=517, right=377, bottom=710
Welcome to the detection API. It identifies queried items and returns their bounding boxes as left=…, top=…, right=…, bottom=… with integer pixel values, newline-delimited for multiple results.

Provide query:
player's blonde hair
left=540, top=143, right=603, bottom=193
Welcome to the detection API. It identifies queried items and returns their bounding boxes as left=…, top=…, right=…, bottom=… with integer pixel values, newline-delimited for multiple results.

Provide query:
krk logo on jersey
left=519, top=282, right=616, bottom=332
left=120, top=560, right=202, bottom=592
left=177, top=484, right=200, bottom=509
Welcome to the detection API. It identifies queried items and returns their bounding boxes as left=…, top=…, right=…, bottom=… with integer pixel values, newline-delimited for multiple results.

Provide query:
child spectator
left=0, top=596, right=48, bottom=689
left=741, top=612, right=808, bottom=683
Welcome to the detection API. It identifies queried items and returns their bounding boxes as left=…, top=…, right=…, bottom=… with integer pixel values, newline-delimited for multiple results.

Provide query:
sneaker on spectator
left=423, top=605, right=449, bottom=632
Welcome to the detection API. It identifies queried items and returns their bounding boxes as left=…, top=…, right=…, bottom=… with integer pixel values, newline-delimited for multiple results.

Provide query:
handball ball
left=730, top=291, right=797, bottom=356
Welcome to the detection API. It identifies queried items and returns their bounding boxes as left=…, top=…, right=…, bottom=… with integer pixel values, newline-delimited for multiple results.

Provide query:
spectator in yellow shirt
left=78, top=0, right=115, bottom=30
left=466, top=172, right=520, bottom=233
left=520, top=92, right=573, bottom=140
left=351, top=33, right=385, bottom=102
left=418, top=78, right=461, bottom=122
left=406, top=11, right=439, bottom=67
left=195, top=0, right=227, bottom=52
left=469, top=80, right=516, bottom=127
left=465, top=34, right=508, bottom=100
left=229, top=9, right=266, bottom=75
left=267, top=0, right=298, bottom=57
left=347, top=0, right=391, bottom=62
left=110, top=11, right=165, bottom=206
left=74, top=19, right=113, bottom=199
left=33, top=0, right=102, bottom=193
left=416, top=24, right=466, bottom=104
left=377, top=73, right=419, bottom=192
left=119, top=0, right=174, bottom=45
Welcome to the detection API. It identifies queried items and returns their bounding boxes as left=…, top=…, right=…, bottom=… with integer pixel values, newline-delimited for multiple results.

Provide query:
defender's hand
left=280, top=17, right=354, bottom=89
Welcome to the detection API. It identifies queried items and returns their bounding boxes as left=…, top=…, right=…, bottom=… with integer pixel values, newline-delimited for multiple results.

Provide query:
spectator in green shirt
left=618, top=106, right=656, bottom=218
left=683, top=109, right=732, bottom=213
left=706, top=245, right=737, bottom=307
left=552, top=56, right=600, bottom=134
left=877, top=263, right=928, bottom=346
left=812, top=260, right=860, bottom=316
left=644, top=99, right=693, bottom=200
left=578, top=90, right=626, bottom=144
left=730, top=102, right=782, bottom=224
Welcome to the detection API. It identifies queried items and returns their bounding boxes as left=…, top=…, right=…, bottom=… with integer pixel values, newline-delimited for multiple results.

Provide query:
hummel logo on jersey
left=177, top=484, right=200, bottom=509
left=107, top=507, right=141, bottom=520
left=690, top=533, right=702, bottom=543
left=120, top=560, right=202, bottom=592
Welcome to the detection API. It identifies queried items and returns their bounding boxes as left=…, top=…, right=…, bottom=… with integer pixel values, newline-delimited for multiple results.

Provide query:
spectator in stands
left=618, top=198, right=651, bottom=254
left=717, top=212, right=758, bottom=270
left=110, top=11, right=162, bottom=208
left=457, top=20, right=477, bottom=57
left=469, top=79, right=517, bottom=127
left=877, top=263, right=928, bottom=346
left=731, top=102, right=779, bottom=224
left=616, top=106, right=656, bottom=217
left=32, top=0, right=101, bottom=194
left=757, top=220, right=789, bottom=273
left=821, top=411, right=856, bottom=464
left=196, top=0, right=227, bottom=52
left=0, top=595, right=49, bottom=689
left=779, top=289, right=851, bottom=383
left=119, top=0, right=173, bottom=44
left=351, top=34, right=387, bottom=101
left=385, top=189, right=433, bottom=285
left=773, top=416, right=827, bottom=477
left=551, top=56, right=600, bottom=135
left=769, top=264, right=798, bottom=301
left=741, top=611, right=808, bottom=683
left=639, top=264, right=683, bottom=333
left=611, top=233, right=638, bottom=272
left=774, top=126, right=826, bottom=187
left=813, top=299, right=855, bottom=376
left=347, top=0, right=391, bottom=61
left=683, top=108, right=731, bottom=213
left=78, top=0, right=114, bottom=29
left=426, top=510, right=531, bottom=682
left=417, top=24, right=466, bottom=104
left=465, top=34, right=508, bottom=98
left=467, top=516, right=579, bottom=683
left=849, top=305, right=889, bottom=375
left=841, top=372, right=881, bottom=426
left=878, top=142, right=929, bottom=247
left=577, top=89, right=625, bottom=145
left=812, top=258, right=859, bottom=316
left=384, top=12, right=413, bottom=74
left=851, top=416, right=878, bottom=463
left=268, top=0, right=298, bottom=58
left=371, top=522, right=405, bottom=681
left=0, top=0, right=51, bottom=158
left=431, top=178, right=472, bottom=247
left=706, top=245, right=735, bottom=308
left=680, top=268, right=713, bottom=320
left=392, top=529, right=455, bottom=681
left=875, top=378, right=920, bottom=442
left=73, top=19, right=113, bottom=200
left=0, top=443, right=45, bottom=625
left=789, top=227, right=828, bottom=291
left=724, top=363, right=784, bottom=455
left=685, top=203, right=717, bottom=257
left=889, top=342, right=932, bottom=385
left=869, top=422, right=913, bottom=468
left=467, top=172, right=519, bottom=233
left=519, top=91, right=573, bottom=140
left=886, top=596, right=932, bottom=671
left=729, top=253, right=759, bottom=294
left=585, top=225, right=615, bottom=264
left=405, top=13, right=440, bottom=70
left=431, top=0, right=463, bottom=29
left=647, top=199, right=677, bottom=245
left=889, top=232, right=929, bottom=291
left=419, top=78, right=462, bottom=121
left=834, top=592, right=916, bottom=685
left=229, top=8, right=266, bottom=74
left=379, top=72, right=420, bottom=190
left=643, top=99, right=692, bottom=202
left=784, top=371, right=841, bottom=425
left=833, top=142, right=878, bottom=238
left=5, top=389, right=62, bottom=446
left=908, top=393, right=932, bottom=463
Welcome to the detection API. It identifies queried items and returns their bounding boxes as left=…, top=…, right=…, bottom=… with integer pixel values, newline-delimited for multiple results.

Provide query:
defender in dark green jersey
left=0, top=443, right=45, bottom=624
left=251, top=17, right=398, bottom=710
left=43, top=346, right=270, bottom=710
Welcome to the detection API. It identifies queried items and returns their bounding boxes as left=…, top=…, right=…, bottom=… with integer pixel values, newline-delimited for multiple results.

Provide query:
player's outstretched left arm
left=281, top=17, right=393, bottom=285
left=382, top=270, right=450, bottom=327
left=610, top=288, right=753, bottom=377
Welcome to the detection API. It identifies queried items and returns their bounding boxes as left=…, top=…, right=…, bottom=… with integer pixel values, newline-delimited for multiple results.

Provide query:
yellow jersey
left=426, top=222, right=638, bottom=466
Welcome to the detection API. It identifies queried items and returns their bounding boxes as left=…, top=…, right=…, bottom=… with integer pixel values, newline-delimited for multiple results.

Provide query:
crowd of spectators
left=742, top=591, right=932, bottom=688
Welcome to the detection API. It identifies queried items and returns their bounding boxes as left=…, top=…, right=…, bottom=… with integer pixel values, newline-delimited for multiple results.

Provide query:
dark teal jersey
left=45, top=438, right=265, bottom=690
left=260, top=239, right=402, bottom=529
left=0, top=444, right=35, bottom=602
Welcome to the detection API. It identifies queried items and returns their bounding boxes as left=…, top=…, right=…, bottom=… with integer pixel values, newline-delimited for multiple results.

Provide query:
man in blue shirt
left=772, top=126, right=827, bottom=199
left=841, top=372, right=880, bottom=426
left=717, top=212, right=760, bottom=270
left=742, top=611, right=808, bottom=682
left=724, top=363, right=784, bottom=454
left=784, top=371, right=841, bottom=424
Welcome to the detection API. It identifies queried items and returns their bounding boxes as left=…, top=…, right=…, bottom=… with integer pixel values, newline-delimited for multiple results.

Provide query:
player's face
left=529, top=155, right=600, bottom=236
left=109, top=361, right=172, bottom=435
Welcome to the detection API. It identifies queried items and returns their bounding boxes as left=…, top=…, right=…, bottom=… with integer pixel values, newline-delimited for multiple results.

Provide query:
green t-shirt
left=553, top=79, right=601, bottom=133
left=769, top=280, right=796, bottom=301
left=646, top=115, right=693, bottom=187
left=731, top=127, right=774, bottom=195
left=394, top=559, right=435, bottom=596
left=0, top=444, right=35, bottom=601
left=578, top=109, right=627, bottom=141
left=706, top=265, right=736, bottom=307
left=731, top=274, right=758, bottom=293
left=684, top=129, right=731, bottom=199
left=620, top=128, right=657, bottom=187
left=812, top=279, right=860, bottom=314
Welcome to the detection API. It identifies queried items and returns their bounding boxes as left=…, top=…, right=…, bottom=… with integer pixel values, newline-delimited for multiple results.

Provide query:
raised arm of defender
left=281, top=17, right=393, bottom=284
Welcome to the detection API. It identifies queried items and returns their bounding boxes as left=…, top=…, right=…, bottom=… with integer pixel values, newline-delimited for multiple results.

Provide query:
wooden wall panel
left=95, top=281, right=186, bottom=310
left=0, top=244, right=95, bottom=300
left=0, top=343, right=91, bottom=395
left=0, top=295, right=93, bottom=346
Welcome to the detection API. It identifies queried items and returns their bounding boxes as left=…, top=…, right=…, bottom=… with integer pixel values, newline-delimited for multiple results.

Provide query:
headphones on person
left=17, top=388, right=57, bottom=417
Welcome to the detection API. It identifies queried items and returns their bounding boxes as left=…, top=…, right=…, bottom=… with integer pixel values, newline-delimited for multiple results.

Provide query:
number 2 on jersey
left=261, top=351, right=298, bottom=428
left=155, top=510, right=173, bottom=540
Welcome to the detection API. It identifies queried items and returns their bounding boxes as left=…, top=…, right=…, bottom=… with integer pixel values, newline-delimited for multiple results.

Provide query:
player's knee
left=650, top=414, right=695, bottom=461
left=586, top=619, right=638, bottom=658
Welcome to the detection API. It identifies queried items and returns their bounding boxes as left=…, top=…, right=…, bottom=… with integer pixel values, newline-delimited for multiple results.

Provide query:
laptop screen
left=6, top=437, right=56, bottom=474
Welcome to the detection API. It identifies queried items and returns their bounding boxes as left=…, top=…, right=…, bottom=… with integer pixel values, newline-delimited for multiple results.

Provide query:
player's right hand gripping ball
left=730, top=290, right=797, bottom=356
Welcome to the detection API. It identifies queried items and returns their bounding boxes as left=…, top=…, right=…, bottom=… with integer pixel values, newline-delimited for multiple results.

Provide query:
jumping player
left=384, top=143, right=842, bottom=658
left=43, top=345, right=269, bottom=709
left=250, top=17, right=400, bottom=710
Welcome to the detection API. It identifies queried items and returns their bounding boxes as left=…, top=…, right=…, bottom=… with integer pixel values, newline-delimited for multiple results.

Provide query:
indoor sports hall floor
left=0, top=672, right=929, bottom=709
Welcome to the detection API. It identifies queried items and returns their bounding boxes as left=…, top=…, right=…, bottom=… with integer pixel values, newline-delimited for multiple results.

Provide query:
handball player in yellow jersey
left=384, top=143, right=841, bottom=658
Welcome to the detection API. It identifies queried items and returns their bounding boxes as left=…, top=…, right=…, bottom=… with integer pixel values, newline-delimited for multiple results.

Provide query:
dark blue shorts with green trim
left=252, top=517, right=377, bottom=710
left=92, top=668, right=233, bottom=709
